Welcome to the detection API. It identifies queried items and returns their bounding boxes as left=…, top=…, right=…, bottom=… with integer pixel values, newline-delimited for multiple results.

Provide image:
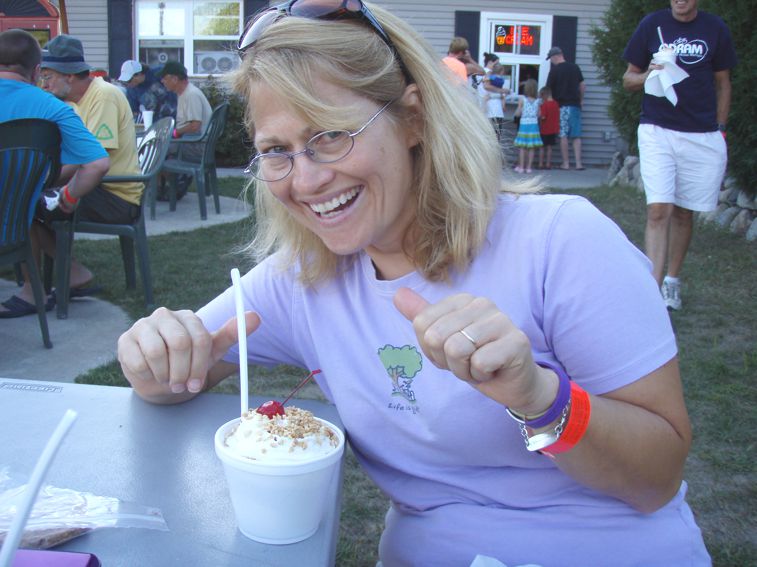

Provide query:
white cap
left=118, top=60, right=143, bottom=82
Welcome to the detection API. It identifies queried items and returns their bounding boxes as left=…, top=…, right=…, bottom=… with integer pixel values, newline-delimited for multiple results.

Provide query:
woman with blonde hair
left=117, top=2, right=709, bottom=565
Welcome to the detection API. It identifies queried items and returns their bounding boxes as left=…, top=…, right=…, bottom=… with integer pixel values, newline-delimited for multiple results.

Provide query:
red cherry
left=256, top=400, right=285, bottom=419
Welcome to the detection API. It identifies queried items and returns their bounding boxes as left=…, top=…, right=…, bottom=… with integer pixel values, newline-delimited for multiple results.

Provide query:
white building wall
left=63, top=0, right=109, bottom=72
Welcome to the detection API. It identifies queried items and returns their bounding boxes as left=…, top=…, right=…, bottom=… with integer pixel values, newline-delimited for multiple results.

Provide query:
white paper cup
left=652, top=50, right=676, bottom=66
left=214, top=416, right=345, bottom=544
left=142, top=110, right=154, bottom=129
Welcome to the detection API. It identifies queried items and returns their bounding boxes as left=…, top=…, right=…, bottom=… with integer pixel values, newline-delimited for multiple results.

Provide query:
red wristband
left=172, top=128, right=180, bottom=138
left=62, top=185, right=78, bottom=205
left=541, top=381, right=591, bottom=457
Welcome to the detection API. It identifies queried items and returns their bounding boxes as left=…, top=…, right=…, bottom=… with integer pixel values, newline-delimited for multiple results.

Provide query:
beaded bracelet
left=540, top=381, right=592, bottom=458
left=506, top=361, right=571, bottom=428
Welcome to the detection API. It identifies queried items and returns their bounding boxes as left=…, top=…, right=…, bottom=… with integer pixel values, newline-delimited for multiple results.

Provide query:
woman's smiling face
left=250, top=78, right=421, bottom=278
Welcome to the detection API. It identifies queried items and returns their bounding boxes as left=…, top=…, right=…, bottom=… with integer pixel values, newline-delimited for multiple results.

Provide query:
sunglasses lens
left=239, top=9, right=280, bottom=50
left=289, top=0, right=350, bottom=18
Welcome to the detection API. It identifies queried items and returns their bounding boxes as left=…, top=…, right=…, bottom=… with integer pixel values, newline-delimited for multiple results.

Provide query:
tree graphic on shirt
left=377, top=345, right=423, bottom=403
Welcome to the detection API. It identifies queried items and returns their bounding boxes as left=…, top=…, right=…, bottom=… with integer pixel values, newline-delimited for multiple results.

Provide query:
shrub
left=200, top=75, right=253, bottom=167
left=702, top=0, right=756, bottom=197
left=591, top=0, right=755, bottom=197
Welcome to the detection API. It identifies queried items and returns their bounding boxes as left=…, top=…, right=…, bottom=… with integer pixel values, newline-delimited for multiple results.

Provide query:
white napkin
left=469, top=555, right=543, bottom=567
left=644, top=60, right=689, bottom=106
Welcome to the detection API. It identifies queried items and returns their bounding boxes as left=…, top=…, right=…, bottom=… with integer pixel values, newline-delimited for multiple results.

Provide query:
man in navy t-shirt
left=622, top=0, right=737, bottom=311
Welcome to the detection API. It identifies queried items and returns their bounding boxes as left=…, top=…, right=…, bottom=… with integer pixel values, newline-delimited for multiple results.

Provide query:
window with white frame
left=479, top=12, right=553, bottom=96
left=135, top=0, right=243, bottom=76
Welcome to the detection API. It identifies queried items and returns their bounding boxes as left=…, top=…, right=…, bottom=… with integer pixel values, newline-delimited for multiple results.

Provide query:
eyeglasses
left=238, top=0, right=411, bottom=81
left=245, top=99, right=393, bottom=182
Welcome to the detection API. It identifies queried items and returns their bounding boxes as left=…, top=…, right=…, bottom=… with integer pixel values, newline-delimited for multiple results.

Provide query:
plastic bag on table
left=0, top=467, right=168, bottom=549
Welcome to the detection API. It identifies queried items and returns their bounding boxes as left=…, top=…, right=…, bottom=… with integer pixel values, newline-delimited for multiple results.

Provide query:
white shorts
left=637, top=123, right=727, bottom=212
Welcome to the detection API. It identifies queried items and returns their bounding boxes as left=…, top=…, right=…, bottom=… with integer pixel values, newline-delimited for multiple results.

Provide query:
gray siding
left=64, top=0, right=109, bottom=72
left=375, top=0, right=617, bottom=166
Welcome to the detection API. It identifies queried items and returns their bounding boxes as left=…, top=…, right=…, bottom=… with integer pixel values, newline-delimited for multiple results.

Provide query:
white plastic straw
left=0, top=409, right=78, bottom=567
left=230, top=268, right=249, bottom=415
left=657, top=26, right=665, bottom=47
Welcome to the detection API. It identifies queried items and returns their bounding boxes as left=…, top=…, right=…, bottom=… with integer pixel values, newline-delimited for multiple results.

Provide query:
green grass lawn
left=8, top=177, right=755, bottom=565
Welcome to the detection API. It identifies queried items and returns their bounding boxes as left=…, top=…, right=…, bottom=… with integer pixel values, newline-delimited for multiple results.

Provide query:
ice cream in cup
left=652, top=44, right=677, bottom=66
left=214, top=405, right=345, bottom=544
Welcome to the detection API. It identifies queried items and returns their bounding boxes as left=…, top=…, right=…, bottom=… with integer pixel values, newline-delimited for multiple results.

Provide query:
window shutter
left=454, top=11, right=480, bottom=57
left=552, top=16, right=578, bottom=62
left=107, top=0, right=133, bottom=75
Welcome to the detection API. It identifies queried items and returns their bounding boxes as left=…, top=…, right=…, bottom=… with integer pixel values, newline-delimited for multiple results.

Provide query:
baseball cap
left=546, top=46, right=563, bottom=60
left=118, top=60, right=143, bottom=82
left=40, top=34, right=90, bottom=74
left=157, top=61, right=187, bottom=79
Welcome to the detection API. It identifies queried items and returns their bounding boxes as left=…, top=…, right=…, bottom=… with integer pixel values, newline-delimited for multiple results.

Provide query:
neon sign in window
left=494, top=24, right=541, bottom=56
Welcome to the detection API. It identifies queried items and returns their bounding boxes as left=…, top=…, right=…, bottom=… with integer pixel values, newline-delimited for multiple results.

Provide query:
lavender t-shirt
left=199, top=194, right=709, bottom=566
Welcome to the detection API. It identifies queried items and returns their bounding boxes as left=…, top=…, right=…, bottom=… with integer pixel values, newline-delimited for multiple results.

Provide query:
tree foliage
left=591, top=0, right=755, bottom=196
left=590, top=0, right=668, bottom=154
left=701, top=0, right=756, bottom=196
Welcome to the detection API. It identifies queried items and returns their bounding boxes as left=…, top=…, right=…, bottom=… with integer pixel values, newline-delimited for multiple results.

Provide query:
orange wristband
left=541, top=381, right=591, bottom=457
left=62, top=185, right=78, bottom=205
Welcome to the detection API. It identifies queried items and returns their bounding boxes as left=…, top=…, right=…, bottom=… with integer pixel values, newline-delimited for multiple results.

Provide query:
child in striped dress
left=513, top=79, right=542, bottom=173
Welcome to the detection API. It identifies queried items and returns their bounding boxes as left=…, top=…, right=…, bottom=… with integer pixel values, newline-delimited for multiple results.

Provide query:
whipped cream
left=224, top=407, right=340, bottom=463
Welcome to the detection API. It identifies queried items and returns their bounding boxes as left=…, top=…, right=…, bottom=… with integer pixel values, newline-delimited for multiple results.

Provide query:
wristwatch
left=717, top=123, right=727, bottom=132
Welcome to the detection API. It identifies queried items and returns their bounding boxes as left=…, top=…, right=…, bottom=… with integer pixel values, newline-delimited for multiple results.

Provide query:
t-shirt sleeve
left=197, top=257, right=305, bottom=370
left=83, top=94, right=121, bottom=151
left=712, top=17, right=738, bottom=71
left=185, top=91, right=206, bottom=123
left=541, top=198, right=677, bottom=395
left=54, top=103, right=107, bottom=165
left=623, top=17, right=652, bottom=69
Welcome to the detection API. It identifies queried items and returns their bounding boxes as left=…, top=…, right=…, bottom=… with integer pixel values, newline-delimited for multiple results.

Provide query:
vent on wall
left=195, top=51, right=238, bottom=74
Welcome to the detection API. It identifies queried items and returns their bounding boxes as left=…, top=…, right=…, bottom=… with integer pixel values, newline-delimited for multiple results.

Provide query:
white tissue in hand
left=645, top=53, right=689, bottom=106
left=43, top=189, right=61, bottom=211
left=468, top=556, right=544, bottom=567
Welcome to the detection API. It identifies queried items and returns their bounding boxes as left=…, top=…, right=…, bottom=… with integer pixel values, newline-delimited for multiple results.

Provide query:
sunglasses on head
left=238, top=0, right=412, bottom=82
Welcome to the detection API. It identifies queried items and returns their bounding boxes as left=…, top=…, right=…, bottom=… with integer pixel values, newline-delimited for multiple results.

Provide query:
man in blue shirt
left=0, top=29, right=110, bottom=318
left=118, top=59, right=177, bottom=121
left=622, top=0, right=737, bottom=310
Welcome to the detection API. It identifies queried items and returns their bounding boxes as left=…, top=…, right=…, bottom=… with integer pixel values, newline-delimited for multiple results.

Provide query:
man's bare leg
left=559, top=136, right=570, bottom=169
left=645, top=202, right=674, bottom=285
left=0, top=224, right=46, bottom=311
left=666, top=205, right=694, bottom=278
left=573, top=137, right=583, bottom=169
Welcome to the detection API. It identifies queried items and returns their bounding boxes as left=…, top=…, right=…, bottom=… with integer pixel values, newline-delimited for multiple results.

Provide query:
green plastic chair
left=0, top=119, right=62, bottom=348
left=47, top=117, right=174, bottom=319
left=160, top=102, right=229, bottom=220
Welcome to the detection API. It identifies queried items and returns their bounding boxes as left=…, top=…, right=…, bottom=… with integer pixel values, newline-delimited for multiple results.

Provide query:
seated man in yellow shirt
left=37, top=34, right=143, bottom=295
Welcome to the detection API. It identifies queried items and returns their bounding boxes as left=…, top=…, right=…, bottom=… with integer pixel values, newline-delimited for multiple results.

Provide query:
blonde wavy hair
left=232, top=3, right=531, bottom=284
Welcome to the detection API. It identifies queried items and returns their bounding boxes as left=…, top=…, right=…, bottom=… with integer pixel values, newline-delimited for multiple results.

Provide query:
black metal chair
left=0, top=119, right=62, bottom=348
left=161, top=102, right=229, bottom=220
left=48, top=117, right=174, bottom=319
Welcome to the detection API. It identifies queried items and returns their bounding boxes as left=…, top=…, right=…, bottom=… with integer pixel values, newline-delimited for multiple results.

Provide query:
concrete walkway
left=1, top=167, right=607, bottom=383
left=0, top=192, right=250, bottom=382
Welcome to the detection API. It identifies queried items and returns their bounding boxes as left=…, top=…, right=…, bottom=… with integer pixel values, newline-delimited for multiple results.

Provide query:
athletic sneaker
left=661, top=280, right=682, bottom=311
